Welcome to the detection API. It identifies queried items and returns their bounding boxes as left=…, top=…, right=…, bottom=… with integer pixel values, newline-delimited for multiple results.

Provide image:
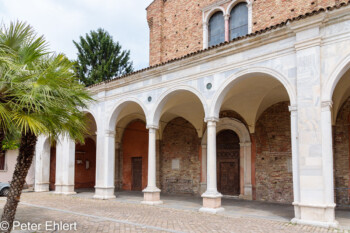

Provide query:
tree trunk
left=0, top=129, right=6, bottom=158
left=0, top=131, right=37, bottom=233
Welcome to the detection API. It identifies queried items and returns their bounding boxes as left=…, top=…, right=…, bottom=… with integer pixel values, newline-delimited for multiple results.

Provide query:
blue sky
left=0, top=0, right=154, bottom=70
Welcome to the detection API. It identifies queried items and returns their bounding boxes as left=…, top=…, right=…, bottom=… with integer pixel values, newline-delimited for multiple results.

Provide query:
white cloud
left=0, top=0, right=154, bottom=69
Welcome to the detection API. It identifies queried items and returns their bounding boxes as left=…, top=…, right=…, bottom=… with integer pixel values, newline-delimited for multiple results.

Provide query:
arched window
left=208, top=11, right=225, bottom=47
left=229, top=2, right=248, bottom=40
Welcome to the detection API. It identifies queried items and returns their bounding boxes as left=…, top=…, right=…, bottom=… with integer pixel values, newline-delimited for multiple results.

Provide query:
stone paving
left=0, top=192, right=349, bottom=233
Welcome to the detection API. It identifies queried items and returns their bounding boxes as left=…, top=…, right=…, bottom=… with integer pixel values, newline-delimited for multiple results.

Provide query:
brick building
left=34, top=0, right=350, bottom=228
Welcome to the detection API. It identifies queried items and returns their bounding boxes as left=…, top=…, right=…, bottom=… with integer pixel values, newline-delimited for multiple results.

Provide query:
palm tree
left=0, top=21, right=92, bottom=232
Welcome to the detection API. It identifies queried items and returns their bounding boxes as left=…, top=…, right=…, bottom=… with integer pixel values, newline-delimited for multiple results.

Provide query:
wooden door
left=49, top=147, right=56, bottom=191
left=219, top=161, right=239, bottom=195
left=217, top=130, right=240, bottom=196
left=132, top=157, right=142, bottom=191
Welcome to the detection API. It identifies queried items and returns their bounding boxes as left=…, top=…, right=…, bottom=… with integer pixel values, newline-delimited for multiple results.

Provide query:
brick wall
left=333, top=97, right=350, bottom=206
left=147, top=0, right=345, bottom=66
left=255, top=101, right=293, bottom=203
left=160, top=117, right=201, bottom=194
left=75, top=138, right=96, bottom=189
left=122, top=120, right=148, bottom=191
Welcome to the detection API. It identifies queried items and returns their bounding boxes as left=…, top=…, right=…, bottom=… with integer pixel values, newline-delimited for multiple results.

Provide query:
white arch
left=210, top=67, right=297, bottom=118
left=226, top=0, right=252, bottom=34
left=201, top=117, right=250, bottom=144
left=225, top=0, right=251, bottom=15
left=201, top=117, right=252, bottom=199
left=118, top=116, right=147, bottom=142
left=82, top=109, right=98, bottom=134
left=107, top=97, right=148, bottom=131
left=204, top=7, right=226, bottom=25
left=323, top=53, right=350, bottom=102
left=150, top=85, right=209, bottom=127
left=82, top=109, right=98, bottom=124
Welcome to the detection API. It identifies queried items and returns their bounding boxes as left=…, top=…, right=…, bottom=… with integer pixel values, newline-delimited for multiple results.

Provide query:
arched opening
left=35, top=112, right=98, bottom=193
left=201, top=116, right=251, bottom=198
left=229, top=2, right=248, bottom=40
left=216, top=130, right=240, bottom=196
left=161, top=117, right=200, bottom=194
left=152, top=89, right=206, bottom=196
left=121, top=120, right=148, bottom=191
left=208, top=11, right=225, bottom=47
left=331, top=67, right=350, bottom=207
left=213, top=71, right=293, bottom=204
left=108, top=100, right=148, bottom=194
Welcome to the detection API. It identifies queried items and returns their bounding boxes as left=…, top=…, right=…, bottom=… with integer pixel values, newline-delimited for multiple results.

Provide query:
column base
left=200, top=191, right=224, bottom=213
left=292, top=202, right=338, bottom=228
left=239, top=194, right=253, bottom=200
left=199, top=206, right=225, bottom=214
left=200, top=182, right=207, bottom=195
left=142, top=187, right=163, bottom=205
left=93, top=187, right=116, bottom=200
left=34, top=183, right=49, bottom=192
left=54, top=184, right=76, bottom=195
left=242, top=184, right=253, bottom=200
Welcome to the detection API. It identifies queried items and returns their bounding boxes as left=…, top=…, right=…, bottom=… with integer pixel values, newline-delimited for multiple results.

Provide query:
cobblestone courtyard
left=0, top=192, right=349, bottom=233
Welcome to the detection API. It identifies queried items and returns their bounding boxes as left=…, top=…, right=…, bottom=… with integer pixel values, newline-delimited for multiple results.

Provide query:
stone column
left=34, top=136, right=50, bottom=192
left=321, top=101, right=336, bottom=219
left=224, top=14, right=230, bottom=42
left=94, top=130, right=116, bottom=199
left=240, top=142, right=252, bottom=200
left=55, top=135, right=76, bottom=195
left=114, top=141, right=120, bottom=189
left=200, top=119, right=224, bottom=213
left=142, top=126, right=163, bottom=205
left=289, top=105, right=301, bottom=219
left=203, top=22, right=208, bottom=49
left=200, top=144, right=207, bottom=194
left=247, top=1, right=253, bottom=34
left=156, top=139, right=161, bottom=188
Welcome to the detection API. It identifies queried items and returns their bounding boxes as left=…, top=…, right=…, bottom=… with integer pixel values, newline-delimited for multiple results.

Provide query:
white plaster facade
left=34, top=6, right=350, bottom=228
left=0, top=150, right=35, bottom=187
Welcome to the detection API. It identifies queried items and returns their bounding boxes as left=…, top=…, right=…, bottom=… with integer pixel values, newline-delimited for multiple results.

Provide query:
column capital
left=288, top=105, right=298, bottom=112
left=146, top=125, right=159, bottom=130
left=321, top=100, right=333, bottom=112
left=239, top=142, right=252, bottom=147
left=97, top=130, right=116, bottom=138
left=224, top=14, right=230, bottom=21
left=204, top=117, right=219, bottom=123
left=203, top=21, right=208, bottom=27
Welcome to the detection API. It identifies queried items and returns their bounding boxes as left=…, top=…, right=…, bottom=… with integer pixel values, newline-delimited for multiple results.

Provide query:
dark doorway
left=217, top=130, right=240, bottom=195
left=132, top=157, right=143, bottom=191
left=49, top=146, right=56, bottom=191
